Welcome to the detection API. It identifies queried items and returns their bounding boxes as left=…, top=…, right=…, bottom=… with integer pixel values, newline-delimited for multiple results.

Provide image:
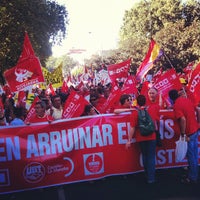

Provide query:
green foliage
left=45, top=55, right=78, bottom=77
left=0, top=0, right=67, bottom=79
left=118, top=0, right=200, bottom=71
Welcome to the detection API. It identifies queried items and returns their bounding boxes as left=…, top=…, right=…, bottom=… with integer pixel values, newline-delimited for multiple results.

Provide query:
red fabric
left=95, top=95, right=107, bottom=113
left=147, top=102, right=160, bottom=121
left=173, top=97, right=199, bottom=135
left=140, top=81, right=150, bottom=98
left=62, top=90, right=89, bottom=119
left=28, top=114, right=53, bottom=123
left=152, top=68, right=162, bottom=82
left=130, top=107, right=156, bottom=142
left=16, top=91, right=26, bottom=107
left=153, top=69, right=182, bottom=106
left=61, top=80, right=69, bottom=93
left=107, top=59, right=131, bottom=83
left=4, top=33, right=44, bottom=92
left=47, top=83, right=56, bottom=95
left=24, top=96, right=40, bottom=123
left=100, top=85, right=123, bottom=113
left=0, top=110, right=200, bottom=193
left=3, top=85, right=12, bottom=97
left=18, top=32, right=35, bottom=61
left=187, top=63, right=200, bottom=106
left=121, top=76, right=138, bottom=96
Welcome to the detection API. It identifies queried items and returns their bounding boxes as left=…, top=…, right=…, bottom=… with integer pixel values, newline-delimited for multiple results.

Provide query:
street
left=1, top=167, right=200, bottom=200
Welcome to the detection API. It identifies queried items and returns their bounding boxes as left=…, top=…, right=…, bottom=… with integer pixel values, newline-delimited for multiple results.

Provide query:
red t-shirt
left=173, top=97, right=199, bottom=135
left=28, top=114, right=53, bottom=123
left=130, top=107, right=156, bottom=142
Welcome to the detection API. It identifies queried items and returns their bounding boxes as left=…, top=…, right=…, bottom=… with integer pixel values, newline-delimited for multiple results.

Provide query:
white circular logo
left=23, top=162, right=45, bottom=183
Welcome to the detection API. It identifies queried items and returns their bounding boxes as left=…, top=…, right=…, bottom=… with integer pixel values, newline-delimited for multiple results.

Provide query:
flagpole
left=163, top=51, right=175, bottom=69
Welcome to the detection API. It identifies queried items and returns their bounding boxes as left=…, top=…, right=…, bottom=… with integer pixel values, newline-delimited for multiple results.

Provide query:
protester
left=10, top=106, right=25, bottom=126
left=81, top=104, right=98, bottom=116
left=169, top=89, right=199, bottom=184
left=47, top=94, right=63, bottom=120
left=126, top=95, right=157, bottom=184
left=3, top=96, right=15, bottom=123
left=114, top=94, right=133, bottom=114
left=27, top=101, right=53, bottom=123
left=0, top=106, right=8, bottom=126
left=147, top=87, right=162, bottom=146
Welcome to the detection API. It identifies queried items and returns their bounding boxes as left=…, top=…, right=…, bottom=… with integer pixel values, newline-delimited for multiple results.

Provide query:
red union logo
left=23, top=162, right=45, bottom=183
left=154, top=78, right=169, bottom=89
left=84, top=153, right=104, bottom=175
left=115, top=64, right=128, bottom=74
left=189, top=74, right=200, bottom=92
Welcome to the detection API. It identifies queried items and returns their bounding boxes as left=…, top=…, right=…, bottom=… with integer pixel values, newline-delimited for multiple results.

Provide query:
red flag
left=100, top=84, right=123, bottom=113
left=153, top=68, right=182, bottom=106
left=18, top=32, right=35, bottom=61
left=183, top=61, right=194, bottom=74
left=24, top=96, right=40, bottom=123
left=107, top=59, right=131, bottom=83
left=187, top=63, right=200, bottom=106
left=62, top=90, right=89, bottom=119
left=152, top=68, right=162, bottom=82
left=76, top=81, right=84, bottom=91
left=183, top=61, right=195, bottom=82
left=140, top=81, right=151, bottom=99
left=121, top=76, right=138, bottom=96
left=136, top=39, right=163, bottom=81
left=4, top=33, right=44, bottom=92
left=3, top=85, right=12, bottom=97
left=16, top=91, right=26, bottom=107
left=61, top=80, right=69, bottom=93
left=0, top=97, right=4, bottom=110
left=47, top=83, right=56, bottom=95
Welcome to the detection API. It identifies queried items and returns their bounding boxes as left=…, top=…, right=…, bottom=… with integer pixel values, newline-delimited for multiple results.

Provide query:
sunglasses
left=126, top=98, right=132, bottom=102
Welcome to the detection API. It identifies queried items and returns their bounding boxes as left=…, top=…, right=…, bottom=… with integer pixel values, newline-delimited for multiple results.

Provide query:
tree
left=0, top=0, right=67, bottom=78
left=119, top=0, right=200, bottom=71
left=45, top=55, right=78, bottom=77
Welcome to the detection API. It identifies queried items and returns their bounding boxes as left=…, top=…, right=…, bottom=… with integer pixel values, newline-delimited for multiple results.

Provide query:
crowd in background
left=0, top=68, right=200, bottom=185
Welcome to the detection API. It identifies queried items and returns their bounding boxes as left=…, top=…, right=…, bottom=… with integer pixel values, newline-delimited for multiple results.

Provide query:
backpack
left=137, top=107, right=155, bottom=136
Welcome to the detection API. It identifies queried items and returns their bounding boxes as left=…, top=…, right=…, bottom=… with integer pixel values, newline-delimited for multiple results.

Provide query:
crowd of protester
left=0, top=68, right=200, bottom=185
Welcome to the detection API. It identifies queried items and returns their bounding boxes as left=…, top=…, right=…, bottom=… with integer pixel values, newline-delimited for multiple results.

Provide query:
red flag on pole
left=61, top=80, right=69, bottom=93
left=121, top=76, right=138, bottom=96
left=18, top=32, right=35, bottom=61
left=24, top=96, right=40, bottom=123
left=46, top=83, right=56, bottom=96
left=62, top=90, right=89, bottom=119
left=153, top=68, right=182, bottom=106
left=16, top=91, right=27, bottom=108
left=107, top=59, right=131, bottom=83
left=187, top=63, right=200, bottom=106
left=4, top=32, right=44, bottom=92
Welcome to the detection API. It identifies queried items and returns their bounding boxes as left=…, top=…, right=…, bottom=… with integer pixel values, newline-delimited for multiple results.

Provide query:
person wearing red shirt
left=147, top=87, right=162, bottom=146
left=169, top=89, right=199, bottom=184
left=28, top=101, right=53, bottom=124
left=114, top=94, right=133, bottom=114
left=125, top=95, right=157, bottom=184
